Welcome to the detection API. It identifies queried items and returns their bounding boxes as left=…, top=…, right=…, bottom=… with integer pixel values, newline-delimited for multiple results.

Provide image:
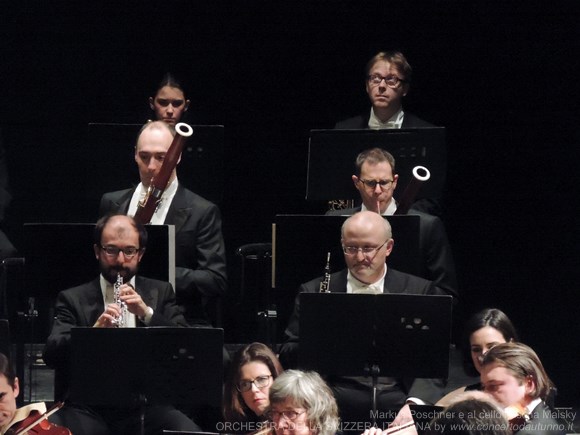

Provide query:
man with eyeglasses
left=335, top=51, right=433, bottom=130
left=43, top=214, right=201, bottom=434
left=280, top=211, right=446, bottom=428
left=326, top=148, right=458, bottom=300
left=99, top=120, right=227, bottom=326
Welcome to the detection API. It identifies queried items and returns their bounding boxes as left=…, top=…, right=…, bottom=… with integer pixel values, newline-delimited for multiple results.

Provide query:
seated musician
left=0, top=352, right=59, bottom=434
left=99, top=120, right=227, bottom=326
left=480, top=342, right=567, bottom=435
left=148, top=72, right=190, bottom=125
left=267, top=370, right=340, bottom=435
left=43, top=215, right=201, bottom=435
left=279, top=211, right=446, bottom=429
left=326, top=148, right=458, bottom=301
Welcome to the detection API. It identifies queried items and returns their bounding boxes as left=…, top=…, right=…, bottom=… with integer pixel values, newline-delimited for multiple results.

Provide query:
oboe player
left=43, top=214, right=200, bottom=435
left=99, top=120, right=227, bottom=326
left=279, top=211, right=446, bottom=429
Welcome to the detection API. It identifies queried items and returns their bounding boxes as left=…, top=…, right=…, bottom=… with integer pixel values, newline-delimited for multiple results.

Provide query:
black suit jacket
left=326, top=207, right=458, bottom=299
left=99, top=184, right=227, bottom=324
left=43, top=276, right=188, bottom=397
left=279, top=267, right=446, bottom=404
left=516, top=401, right=567, bottom=435
left=335, top=110, right=435, bottom=129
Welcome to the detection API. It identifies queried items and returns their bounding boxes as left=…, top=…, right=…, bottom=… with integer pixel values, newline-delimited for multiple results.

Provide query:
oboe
left=319, top=252, right=331, bottom=293
left=112, top=273, right=128, bottom=327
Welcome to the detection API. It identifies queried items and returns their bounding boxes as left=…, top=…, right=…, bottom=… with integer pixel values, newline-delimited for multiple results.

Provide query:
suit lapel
left=329, top=269, right=349, bottom=293
left=81, top=279, right=106, bottom=325
left=164, top=185, right=189, bottom=232
left=136, top=277, right=159, bottom=310
left=383, top=268, right=404, bottom=294
left=115, top=190, right=134, bottom=214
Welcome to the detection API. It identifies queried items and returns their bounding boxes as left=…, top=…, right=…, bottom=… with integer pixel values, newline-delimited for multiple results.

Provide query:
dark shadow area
left=1, top=1, right=578, bottom=406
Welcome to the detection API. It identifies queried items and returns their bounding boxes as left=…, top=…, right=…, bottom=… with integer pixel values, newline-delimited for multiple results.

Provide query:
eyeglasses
left=343, top=239, right=390, bottom=256
left=358, top=178, right=394, bottom=190
left=367, top=74, right=406, bottom=88
left=237, top=375, right=272, bottom=392
left=267, top=410, right=306, bottom=421
left=100, top=245, right=140, bottom=258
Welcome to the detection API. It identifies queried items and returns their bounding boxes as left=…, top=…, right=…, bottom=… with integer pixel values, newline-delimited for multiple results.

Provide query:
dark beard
left=101, top=265, right=137, bottom=284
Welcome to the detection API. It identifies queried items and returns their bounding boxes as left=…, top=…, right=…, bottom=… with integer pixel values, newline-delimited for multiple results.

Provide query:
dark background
left=1, top=1, right=578, bottom=404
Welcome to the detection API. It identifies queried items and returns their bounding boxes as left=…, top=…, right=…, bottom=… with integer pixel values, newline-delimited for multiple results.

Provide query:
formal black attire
left=514, top=401, right=567, bottom=435
left=43, top=276, right=200, bottom=435
left=335, top=110, right=434, bottom=129
left=99, top=184, right=227, bottom=325
left=279, top=268, right=447, bottom=427
left=326, top=208, right=458, bottom=299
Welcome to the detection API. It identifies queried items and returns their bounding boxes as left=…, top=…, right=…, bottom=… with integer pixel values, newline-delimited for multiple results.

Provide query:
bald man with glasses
left=280, top=211, right=446, bottom=427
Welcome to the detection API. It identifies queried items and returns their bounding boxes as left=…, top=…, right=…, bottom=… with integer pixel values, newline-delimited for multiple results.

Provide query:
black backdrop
left=1, top=1, right=579, bottom=404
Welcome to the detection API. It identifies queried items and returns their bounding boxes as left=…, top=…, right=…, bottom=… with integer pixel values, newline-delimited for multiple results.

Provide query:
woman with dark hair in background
left=437, top=308, right=519, bottom=405
left=223, top=343, right=284, bottom=433
left=149, top=73, right=190, bottom=125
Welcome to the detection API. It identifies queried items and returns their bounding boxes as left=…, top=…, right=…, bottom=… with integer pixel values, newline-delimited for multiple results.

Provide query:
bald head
left=341, top=211, right=392, bottom=241
left=341, top=211, right=394, bottom=284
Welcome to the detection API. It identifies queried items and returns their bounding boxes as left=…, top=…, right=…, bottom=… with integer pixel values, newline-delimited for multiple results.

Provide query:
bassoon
left=134, top=122, right=193, bottom=224
left=394, top=166, right=430, bottom=215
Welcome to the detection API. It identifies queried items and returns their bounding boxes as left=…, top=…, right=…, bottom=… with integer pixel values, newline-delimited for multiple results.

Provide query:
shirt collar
left=346, top=265, right=387, bottom=294
left=368, top=107, right=404, bottom=129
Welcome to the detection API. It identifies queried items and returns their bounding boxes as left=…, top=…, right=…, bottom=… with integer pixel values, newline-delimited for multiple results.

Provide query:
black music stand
left=306, top=128, right=446, bottom=201
left=70, top=327, right=223, bottom=434
left=299, top=293, right=452, bottom=424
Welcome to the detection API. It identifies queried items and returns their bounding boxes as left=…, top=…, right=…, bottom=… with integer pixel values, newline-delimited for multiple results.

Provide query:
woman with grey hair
left=268, top=370, right=340, bottom=435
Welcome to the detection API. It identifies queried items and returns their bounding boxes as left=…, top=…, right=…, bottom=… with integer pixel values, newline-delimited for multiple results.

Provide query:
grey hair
left=269, top=370, right=339, bottom=435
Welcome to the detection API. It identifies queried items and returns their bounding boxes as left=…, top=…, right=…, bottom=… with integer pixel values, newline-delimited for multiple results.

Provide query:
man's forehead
left=102, top=219, right=138, bottom=240
left=361, top=161, right=393, bottom=176
left=370, top=60, right=398, bottom=73
left=137, top=128, right=172, bottom=151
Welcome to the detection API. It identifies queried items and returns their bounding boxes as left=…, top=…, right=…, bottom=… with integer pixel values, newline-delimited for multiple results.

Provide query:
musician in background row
left=335, top=51, right=442, bottom=217
left=326, top=148, right=458, bottom=300
left=149, top=73, right=190, bottom=125
left=43, top=215, right=200, bottom=434
left=335, top=51, right=433, bottom=131
left=480, top=342, right=568, bottom=435
left=99, top=120, right=227, bottom=325
left=279, top=211, right=446, bottom=428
